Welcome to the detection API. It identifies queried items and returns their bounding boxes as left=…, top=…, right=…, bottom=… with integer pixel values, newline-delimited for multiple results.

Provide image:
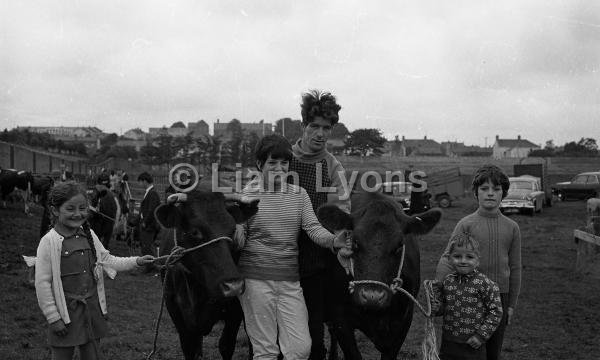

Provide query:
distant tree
left=171, top=121, right=186, bottom=128
left=345, top=129, right=387, bottom=157
left=102, top=133, right=118, bottom=146
left=558, top=138, right=598, bottom=157
left=242, top=132, right=260, bottom=167
left=331, top=122, right=350, bottom=139
left=140, top=142, right=162, bottom=164
left=274, top=118, right=303, bottom=143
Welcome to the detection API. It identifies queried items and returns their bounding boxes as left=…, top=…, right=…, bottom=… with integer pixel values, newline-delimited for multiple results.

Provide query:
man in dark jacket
left=138, top=172, right=161, bottom=273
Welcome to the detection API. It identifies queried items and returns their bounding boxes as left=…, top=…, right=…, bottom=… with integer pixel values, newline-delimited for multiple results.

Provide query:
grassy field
left=1, top=197, right=599, bottom=359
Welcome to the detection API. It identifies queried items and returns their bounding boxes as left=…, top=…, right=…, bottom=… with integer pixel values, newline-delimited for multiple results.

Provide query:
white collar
left=144, top=185, right=154, bottom=199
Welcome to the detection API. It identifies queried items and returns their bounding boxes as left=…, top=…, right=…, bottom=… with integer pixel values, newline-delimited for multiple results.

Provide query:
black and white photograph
left=1, top=1, right=599, bottom=359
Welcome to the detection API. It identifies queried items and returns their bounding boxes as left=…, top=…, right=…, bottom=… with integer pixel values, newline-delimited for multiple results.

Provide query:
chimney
left=495, top=135, right=499, bottom=141
left=424, top=135, right=427, bottom=140
left=517, top=135, right=521, bottom=140
left=402, top=135, right=405, bottom=141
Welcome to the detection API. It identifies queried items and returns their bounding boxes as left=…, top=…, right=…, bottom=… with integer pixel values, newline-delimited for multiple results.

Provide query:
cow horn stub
left=167, top=193, right=188, bottom=204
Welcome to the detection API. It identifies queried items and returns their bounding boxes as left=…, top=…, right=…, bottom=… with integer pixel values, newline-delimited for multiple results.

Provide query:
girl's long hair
left=48, top=181, right=98, bottom=261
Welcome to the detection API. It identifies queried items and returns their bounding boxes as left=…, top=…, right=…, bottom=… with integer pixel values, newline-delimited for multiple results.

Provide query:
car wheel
left=437, top=195, right=451, bottom=208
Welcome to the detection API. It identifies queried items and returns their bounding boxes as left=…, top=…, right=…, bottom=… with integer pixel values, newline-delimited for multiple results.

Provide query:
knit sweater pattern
left=436, top=270, right=503, bottom=343
left=435, top=208, right=522, bottom=308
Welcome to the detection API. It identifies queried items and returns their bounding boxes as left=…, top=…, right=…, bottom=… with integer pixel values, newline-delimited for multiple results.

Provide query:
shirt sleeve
left=476, top=277, right=504, bottom=341
left=93, top=230, right=139, bottom=273
left=35, top=237, right=61, bottom=323
left=301, top=189, right=335, bottom=250
left=508, top=224, right=522, bottom=308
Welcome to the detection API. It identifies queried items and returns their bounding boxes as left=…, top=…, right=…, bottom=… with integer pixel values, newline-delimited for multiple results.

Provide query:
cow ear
left=155, top=204, right=182, bottom=228
left=226, top=198, right=259, bottom=224
left=404, top=208, right=442, bottom=235
left=317, top=205, right=353, bottom=232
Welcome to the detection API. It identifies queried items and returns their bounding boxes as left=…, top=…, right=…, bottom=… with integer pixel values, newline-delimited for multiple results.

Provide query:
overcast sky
left=1, top=0, right=599, bottom=147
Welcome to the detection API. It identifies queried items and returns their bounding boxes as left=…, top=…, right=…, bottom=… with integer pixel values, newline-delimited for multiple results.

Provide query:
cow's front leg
left=330, top=322, right=362, bottom=360
left=219, top=299, right=244, bottom=360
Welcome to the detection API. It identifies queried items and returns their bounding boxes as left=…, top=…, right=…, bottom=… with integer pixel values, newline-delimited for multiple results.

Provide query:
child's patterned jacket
left=432, top=269, right=503, bottom=344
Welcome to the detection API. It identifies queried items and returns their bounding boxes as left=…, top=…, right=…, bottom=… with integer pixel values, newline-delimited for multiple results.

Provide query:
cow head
left=318, top=191, right=441, bottom=310
left=155, top=185, right=259, bottom=300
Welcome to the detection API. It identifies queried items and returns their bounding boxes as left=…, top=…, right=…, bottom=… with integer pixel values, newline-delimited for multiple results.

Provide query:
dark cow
left=154, top=186, right=259, bottom=360
left=33, top=175, right=55, bottom=237
left=317, top=190, right=441, bottom=360
left=87, top=185, right=120, bottom=249
left=0, top=168, right=34, bottom=213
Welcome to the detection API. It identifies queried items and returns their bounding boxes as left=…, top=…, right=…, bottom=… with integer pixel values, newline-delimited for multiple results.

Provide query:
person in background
left=435, top=164, right=522, bottom=360
left=137, top=172, right=161, bottom=274
left=288, top=89, right=351, bottom=360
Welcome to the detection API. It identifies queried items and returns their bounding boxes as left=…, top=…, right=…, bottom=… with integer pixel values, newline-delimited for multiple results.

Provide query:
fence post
left=574, top=203, right=600, bottom=277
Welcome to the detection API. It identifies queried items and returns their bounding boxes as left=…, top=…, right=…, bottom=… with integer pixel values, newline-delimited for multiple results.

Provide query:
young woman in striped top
left=234, top=134, right=350, bottom=360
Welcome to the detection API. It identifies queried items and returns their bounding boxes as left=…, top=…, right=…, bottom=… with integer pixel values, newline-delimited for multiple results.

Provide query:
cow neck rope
left=146, top=235, right=231, bottom=360
left=348, top=245, right=406, bottom=294
left=346, top=245, right=440, bottom=359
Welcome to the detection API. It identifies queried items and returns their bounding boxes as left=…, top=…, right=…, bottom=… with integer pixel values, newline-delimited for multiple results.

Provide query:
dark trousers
left=440, top=340, right=486, bottom=360
left=486, top=293, right=509, bottom=360
left=139, top=227, right=158, bottom=272
left=300, top=271, right=328, bottom=360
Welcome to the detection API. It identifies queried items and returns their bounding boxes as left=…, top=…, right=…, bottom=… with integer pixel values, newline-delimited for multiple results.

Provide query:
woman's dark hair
left=48, top=181, right=98, bottom=261
left=471, top=164, right=510, bottom=199
left=254, top=134, right=293, bottom=170
left=300, top=89, right=341, bottom=126
left=137, top=172, right=153, bottom=183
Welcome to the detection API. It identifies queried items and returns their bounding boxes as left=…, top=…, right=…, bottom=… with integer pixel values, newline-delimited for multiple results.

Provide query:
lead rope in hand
left=145, top=234, right=230, bottom=359
left=394, top=280, right=440, bottom=360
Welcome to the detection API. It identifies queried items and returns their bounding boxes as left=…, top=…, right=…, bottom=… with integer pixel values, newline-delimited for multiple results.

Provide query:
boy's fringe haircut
left=471, top=164, right=510, bottom=199
left=448, top=232, right=480, bottom=256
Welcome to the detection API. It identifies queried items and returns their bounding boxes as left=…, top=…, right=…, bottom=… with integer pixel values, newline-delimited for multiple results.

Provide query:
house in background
left=442, top=141, right=493, bottom=157
left=188, top=120, right=209, bottom=138
left=492, top=135, right=540, bottom=158
left=397, top=136, right=444, bottom=156
left=122, top=128, right=147, bottom=140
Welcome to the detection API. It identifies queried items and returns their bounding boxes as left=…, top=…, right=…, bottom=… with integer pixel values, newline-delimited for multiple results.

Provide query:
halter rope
left=145, top=234, right=231, bottom=360
left=348, top=244, right=406, bottom=294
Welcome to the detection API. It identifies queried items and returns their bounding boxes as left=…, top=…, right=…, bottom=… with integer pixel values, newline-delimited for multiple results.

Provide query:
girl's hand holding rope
left=136, top=255, right=155, bottom=266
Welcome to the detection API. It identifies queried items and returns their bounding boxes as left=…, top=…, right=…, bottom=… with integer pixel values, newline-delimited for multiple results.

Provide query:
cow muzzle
left=220, top=278, right=245, bottom=297
left=353, top=283, right=392, bottom=310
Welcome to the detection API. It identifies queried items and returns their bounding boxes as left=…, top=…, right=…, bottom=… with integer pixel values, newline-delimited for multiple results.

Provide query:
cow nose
left=220, top=279, right=245, bottom=297
left=356, top=286, right=390, bottom=309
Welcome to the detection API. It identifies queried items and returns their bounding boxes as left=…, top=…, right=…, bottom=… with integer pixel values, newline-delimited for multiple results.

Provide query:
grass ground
left=1, top=198, right=599, bottom=359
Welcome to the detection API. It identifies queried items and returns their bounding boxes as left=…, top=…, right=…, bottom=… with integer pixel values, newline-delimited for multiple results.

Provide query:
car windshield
left=509, top=181, right=533, bottom=190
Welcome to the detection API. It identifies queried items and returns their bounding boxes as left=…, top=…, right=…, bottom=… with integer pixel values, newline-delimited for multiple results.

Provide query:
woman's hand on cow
left=333, top=230, right=352, bottom=252
left=507, top=306, right=514, bottom=325
left=137, top=255, right=155, bottom=265
left=50, top=319, right=68, bottom=337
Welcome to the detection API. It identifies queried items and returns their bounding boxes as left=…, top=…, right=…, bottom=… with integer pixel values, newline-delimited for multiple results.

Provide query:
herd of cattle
left=0, top=169, right=454, bottom=359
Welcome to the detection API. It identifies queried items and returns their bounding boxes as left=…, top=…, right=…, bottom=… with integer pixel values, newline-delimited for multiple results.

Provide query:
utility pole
left=282, top=119, right=285, bottom=137
left=484, top=137, right=488, bottom=147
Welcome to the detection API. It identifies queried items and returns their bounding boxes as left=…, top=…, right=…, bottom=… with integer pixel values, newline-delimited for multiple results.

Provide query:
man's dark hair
left=254, top=134, right=293, bottom=169
left=300, top=89, right=341, bottom=126
left=471, top=164, right=510, bottom=199
left=137, top=172, right=153, bottom=184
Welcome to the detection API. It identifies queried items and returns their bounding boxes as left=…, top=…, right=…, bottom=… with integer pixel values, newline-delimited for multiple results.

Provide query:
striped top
left=236, top=180, right=336, bottom=281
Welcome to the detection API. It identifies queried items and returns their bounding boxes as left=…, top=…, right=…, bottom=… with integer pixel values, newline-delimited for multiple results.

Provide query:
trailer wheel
left=437, top=195, right=451, bottom=208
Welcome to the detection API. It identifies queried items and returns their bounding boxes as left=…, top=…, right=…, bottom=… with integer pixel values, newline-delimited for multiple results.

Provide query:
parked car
left=380, top=181, right=412, bottom=209
left=500, top=176, right=545, bottom=215
left=551, top=172, right=600, bottom=201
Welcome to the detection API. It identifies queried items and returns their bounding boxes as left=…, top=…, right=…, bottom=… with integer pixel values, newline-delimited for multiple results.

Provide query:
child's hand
left=332, top=230, right=350, bottom=250
left=136, top=255, right=155, bottom=266
left=466, top=335, right=483, bottom=349
left=50, top=319, right=67, bottom=337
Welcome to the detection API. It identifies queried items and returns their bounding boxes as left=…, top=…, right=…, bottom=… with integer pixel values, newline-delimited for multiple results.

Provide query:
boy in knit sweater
left=234, top=134, right=350, bottom=360
left=436, top=164, right=522, bottom=360
left=431, top=233, right=503, bottom=360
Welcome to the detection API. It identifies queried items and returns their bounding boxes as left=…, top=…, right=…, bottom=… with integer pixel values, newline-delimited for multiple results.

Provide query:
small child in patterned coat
left=431, top=233, right=503, bottom=360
